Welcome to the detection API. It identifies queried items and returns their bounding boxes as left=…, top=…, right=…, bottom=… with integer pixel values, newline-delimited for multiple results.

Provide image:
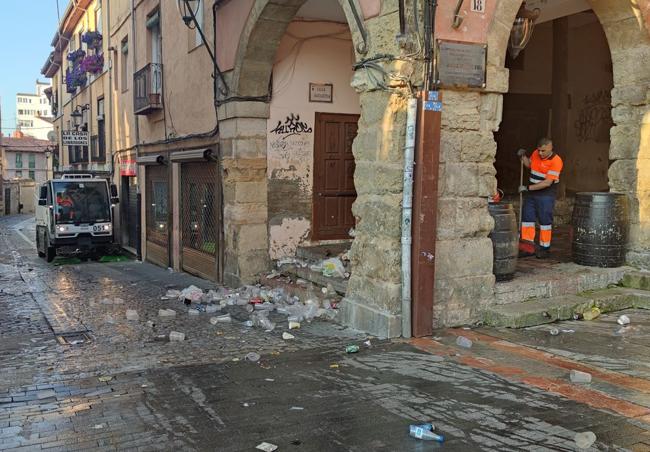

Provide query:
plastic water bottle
left=409, top=425, right=444, bottom=442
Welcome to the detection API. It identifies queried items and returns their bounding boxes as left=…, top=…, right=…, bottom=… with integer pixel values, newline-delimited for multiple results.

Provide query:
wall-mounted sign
left=120, top=159, right=137, bottom=177
left=61, top=130, right=89, bottom=146
left=471, top=0, right=485, bottom=13
left=309, top=83, right=333, bottom=103
left=435, top=40, right=487, bottom=89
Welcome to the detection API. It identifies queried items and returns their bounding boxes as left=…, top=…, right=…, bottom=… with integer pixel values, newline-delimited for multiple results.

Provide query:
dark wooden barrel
left=571, top=192, right=629, bottom=267
left=488, top=202, right=518, bottom=281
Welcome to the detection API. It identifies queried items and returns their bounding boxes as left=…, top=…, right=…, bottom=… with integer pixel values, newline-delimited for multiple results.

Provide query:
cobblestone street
left=3, top=214, right=650, bottom=451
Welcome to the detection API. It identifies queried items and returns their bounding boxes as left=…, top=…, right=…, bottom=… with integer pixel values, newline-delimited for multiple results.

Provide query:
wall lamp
left=508, top=2, right=541, bottom=59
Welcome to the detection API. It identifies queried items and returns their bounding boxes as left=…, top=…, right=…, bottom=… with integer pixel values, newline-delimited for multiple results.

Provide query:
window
left=121, top=37, right=129, bottom=92
left=28, top=154, right=35, bottom=169
left=29, top=171, right=35, bottom=180
left=16, top=153, right=23, bottom=169
left=93, top=97, right=106, bottom=163
left=95, top=4, right=103, bottom=34
left=194, top=0, right=204, bottom=48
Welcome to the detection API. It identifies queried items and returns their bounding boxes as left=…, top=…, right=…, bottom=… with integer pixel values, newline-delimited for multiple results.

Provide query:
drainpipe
left=401, top=98, right=418, bottom=338
left=131, top=0, right=142, bottom=260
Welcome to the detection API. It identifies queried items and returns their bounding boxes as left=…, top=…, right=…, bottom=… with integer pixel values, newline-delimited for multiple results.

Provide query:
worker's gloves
left=518, top=185, right=529, bottom=193
left=516, top=148, right=527, bottom=158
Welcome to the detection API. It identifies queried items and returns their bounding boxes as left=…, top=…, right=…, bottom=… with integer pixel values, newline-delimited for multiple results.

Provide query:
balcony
left=134, top=63, right=163, bottom=115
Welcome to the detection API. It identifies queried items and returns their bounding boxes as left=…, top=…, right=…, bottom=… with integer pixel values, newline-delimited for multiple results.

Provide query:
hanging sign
left=120, top=159, right=137, bottom=176
left=62, top=130, right=89, bottom=146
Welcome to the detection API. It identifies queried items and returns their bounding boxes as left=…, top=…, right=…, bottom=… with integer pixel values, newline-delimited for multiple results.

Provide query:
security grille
left=180, top=161, right=221, bottom=281
left=145, top=164, right=170, bottom=248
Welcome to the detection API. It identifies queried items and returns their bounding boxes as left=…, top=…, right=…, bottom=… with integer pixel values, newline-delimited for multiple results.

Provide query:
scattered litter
left=146, top=321, right=156, bottom=329
left=583, top=307, right=601, bottom=321
left=98, top=376, right=113, bottom=382
left=246, top=352, right=261, bottom=362
left=321, top=257, right=346, bottom=278
left=205, top=305, right=220, bottom=313
left=256, top=442, right=278, bottom=452
left=154, top=334, right=168, bottom=342
left=126, top=310, right=139, bottom=321
left=290, top=406, right=304, bottom=411
left=345, top=345, right=360, bottom=354
left=617, top=315, right=630, bottom=326
left=330, top=364, right=339, bottom=369
left=93, top=424, right=105, bottom=429
left=364, top=340, right=372, bottom=348
left=180, top=285, right=204, bottom=303
left=282, top=332, right=295, bottom=340
left=249, top=297, right=263, bottom=305
left=164, top=289, right=181, bottom=299
left=169, top=331, right=185, bottom=342
left=242, top=402, right=256, bottom=407
left=456, top=336, right=473, bottom=348
left=188, top=309, right=200, bottom=316
left=570, top=370, right=592, bottom=384
left=113, top=298, right=124, bottom=304
left=572, top=313, right=583, bottom=321
left=211, top=314, right=231, bottom=324
left=243, top=320, right=254, bottom=327
left=159, top=309, right=176, bottom=318
left=265, top=378, right=275, bottom=382
left=409, top=424, right=445, bottom=442
left=289, top=320, right=301, bottom=330
left=232, top=358, right=240, bottom=362
left=574, top=431, right=597, bottom=449
left=549, top=328, right=559, bottom=336
left=561, top=329, right=575, bottom=334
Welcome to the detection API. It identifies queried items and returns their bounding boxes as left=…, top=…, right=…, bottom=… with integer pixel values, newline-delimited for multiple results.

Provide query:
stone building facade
left=40, top=0, right=650, bottom=338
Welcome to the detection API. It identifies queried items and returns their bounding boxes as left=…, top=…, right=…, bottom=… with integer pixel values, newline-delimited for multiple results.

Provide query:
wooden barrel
left=488, top=202, right=518, bottom=281
left=571, top=192, right=629, bottom=267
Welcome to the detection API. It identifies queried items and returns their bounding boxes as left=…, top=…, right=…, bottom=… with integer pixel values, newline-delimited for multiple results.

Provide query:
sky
left=0, top=0, right=60, bottom=135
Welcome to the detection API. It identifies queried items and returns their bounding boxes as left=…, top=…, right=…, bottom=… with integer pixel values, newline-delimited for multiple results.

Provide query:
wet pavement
left=2, top=214, right=650, bottom=451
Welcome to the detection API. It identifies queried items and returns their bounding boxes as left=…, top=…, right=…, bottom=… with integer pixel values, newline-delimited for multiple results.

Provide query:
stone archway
left=486, top=0, right=650, bottom=269
left=219, top=0, right=411, bottom=343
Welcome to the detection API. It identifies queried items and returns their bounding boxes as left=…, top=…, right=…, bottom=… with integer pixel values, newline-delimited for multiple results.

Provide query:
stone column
left=592, top=0, right=650, bottom=269
left=218, top=102, right=271, bottom=287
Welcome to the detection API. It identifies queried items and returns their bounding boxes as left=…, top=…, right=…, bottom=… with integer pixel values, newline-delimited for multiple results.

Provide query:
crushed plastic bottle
left=282, top=332, right=295, bottom=340
left=245, top=352, right=261, bottom=362
left=158, top=309, right=176, bottom=318
left=345, top=345, right=360, bottom=354
left=570, top=370, right=592, bottom=383
left=205, top=304, right=220, bottom=314
left=456, top=336, right=473, bottom=348
left=583, top=307, right=601, bottom=321
left=169, top=331, right=185, bottom=342
left=126, top=310, right=139, bottom=321
left=211, top=314, right=231, bottom=323
left=617, top=314, right=630, bottom=326
left=409, top=425, right=445, bottom=442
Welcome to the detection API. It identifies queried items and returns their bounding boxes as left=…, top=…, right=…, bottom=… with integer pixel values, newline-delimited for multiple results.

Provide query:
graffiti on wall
left=574, top=90, right=613, bottom=143
left=270, top=113, right=313, bottom=139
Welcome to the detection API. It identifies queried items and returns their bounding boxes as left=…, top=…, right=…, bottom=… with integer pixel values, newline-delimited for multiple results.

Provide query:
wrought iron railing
left=134, top=63, right=163, bottom=114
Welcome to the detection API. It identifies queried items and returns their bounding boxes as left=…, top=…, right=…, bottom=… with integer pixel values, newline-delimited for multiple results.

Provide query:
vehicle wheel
left=45, top=234, right=56, bottom=263
left=36, top=230, right=46, bottom=258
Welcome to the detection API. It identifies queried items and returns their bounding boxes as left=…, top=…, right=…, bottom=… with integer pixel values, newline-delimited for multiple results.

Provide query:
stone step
left=622, top=271, right=650, bottom=291
left=483, top=287, right=650, bottom=328
left=280, top=264, right=348, bottom=295
left=296, top=243, right=351, bottom=262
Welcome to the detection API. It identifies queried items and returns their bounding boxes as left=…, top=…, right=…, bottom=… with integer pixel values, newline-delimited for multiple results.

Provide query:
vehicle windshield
left=53, top=181, right=111, bottom=224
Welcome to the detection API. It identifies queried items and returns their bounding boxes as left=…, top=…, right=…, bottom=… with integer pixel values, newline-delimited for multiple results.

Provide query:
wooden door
left=313, top=113, right=359, bottom=240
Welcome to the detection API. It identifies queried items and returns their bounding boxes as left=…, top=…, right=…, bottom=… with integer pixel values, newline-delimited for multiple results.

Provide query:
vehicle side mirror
left=110, top=184, right=120, bottom=204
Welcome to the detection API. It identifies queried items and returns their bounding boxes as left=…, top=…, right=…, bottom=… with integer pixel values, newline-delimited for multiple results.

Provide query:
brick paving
left=2, top=215, right=650, bottom=450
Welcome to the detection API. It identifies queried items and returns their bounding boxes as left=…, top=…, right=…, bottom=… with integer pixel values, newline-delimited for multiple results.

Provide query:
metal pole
left=518, top=159, right=524, bottom=237
left=401, top=98, right=418, bottom=338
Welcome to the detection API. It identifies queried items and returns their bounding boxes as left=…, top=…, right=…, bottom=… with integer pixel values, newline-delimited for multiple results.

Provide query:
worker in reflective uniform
left=517, top=137, right=564, bottom=259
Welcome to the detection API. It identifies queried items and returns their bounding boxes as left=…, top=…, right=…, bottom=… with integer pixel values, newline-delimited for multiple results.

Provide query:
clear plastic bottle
left=409, top=425, right=444, bottom=442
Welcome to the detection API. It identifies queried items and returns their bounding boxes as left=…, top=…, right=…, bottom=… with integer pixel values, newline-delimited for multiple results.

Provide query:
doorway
left=312, top=112, right=359, bottom=240
left=121, top=175, right=138, bottom=249
left=180, top=161, right=222, bottom=281
left=4, top=188, right=9, bottom=215
left=145, top=165, right=171, bottom=268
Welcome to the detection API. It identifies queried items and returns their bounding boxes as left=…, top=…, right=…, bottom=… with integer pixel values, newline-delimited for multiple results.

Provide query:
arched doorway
left=487, top=0, right=650, bottom=272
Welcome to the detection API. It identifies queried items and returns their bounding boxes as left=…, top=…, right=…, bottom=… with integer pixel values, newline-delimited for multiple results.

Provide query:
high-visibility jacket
left=528, top=150, right=563, bottom=196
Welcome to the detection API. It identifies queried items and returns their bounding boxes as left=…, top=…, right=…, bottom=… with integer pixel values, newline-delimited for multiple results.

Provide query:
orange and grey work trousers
left=519, top=194, right=556, bottom=254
